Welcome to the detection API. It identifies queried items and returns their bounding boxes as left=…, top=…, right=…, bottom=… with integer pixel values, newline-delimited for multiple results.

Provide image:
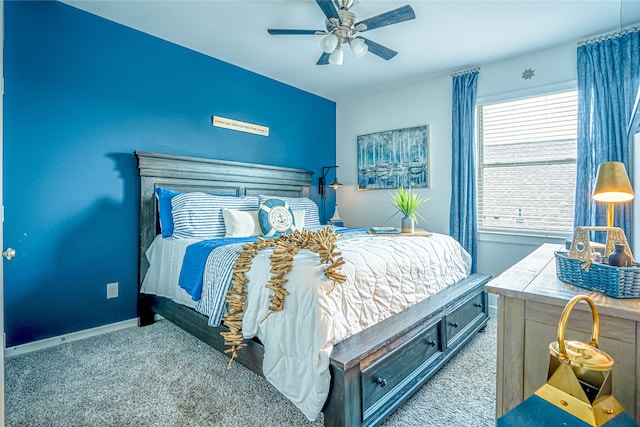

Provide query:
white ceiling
left=62, top=0, right=640, bottom=102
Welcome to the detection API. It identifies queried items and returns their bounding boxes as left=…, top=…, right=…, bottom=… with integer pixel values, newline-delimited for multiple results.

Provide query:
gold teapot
left=534, top=295, right=624, bottom=426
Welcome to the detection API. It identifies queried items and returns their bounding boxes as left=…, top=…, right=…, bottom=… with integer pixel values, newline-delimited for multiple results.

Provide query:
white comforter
left=240, top=232, right=471, bottom=421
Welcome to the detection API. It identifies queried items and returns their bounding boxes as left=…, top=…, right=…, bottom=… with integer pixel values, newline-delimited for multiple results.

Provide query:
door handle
left=2, top=248, right=15, bottom=260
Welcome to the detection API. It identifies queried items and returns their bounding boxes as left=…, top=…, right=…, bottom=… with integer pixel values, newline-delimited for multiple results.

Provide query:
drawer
left=361, top=323, right=441, bottom=414
left=445, top=291, right=485, bottom=345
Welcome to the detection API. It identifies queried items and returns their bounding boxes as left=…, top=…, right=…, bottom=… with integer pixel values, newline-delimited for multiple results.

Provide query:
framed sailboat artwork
left=357, top=125, right=429, bottom=190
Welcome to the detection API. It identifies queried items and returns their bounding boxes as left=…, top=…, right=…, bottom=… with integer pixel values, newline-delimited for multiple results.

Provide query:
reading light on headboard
left=592, top=161, right=635, bottom=227
left=319, top=166, right=342, bottom=196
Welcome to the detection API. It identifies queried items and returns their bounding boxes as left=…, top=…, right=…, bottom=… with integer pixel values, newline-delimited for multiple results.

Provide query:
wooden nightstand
left=485, top=243, right=640, bottom=424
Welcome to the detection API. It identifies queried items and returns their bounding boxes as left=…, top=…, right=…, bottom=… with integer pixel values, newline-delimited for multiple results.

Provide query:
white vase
left=401, top=216, right=415, bottom=234
left=330, top=204, right=342, bottom=222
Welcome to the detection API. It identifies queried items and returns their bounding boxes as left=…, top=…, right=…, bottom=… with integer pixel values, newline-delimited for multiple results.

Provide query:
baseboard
left=4, top=318, right=139, bottom=357
left=488, top=293, right=498, bottom=315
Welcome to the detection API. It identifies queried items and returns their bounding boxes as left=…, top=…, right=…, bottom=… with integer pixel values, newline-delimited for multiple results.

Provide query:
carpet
left=5, top=316, right=496, bottom=426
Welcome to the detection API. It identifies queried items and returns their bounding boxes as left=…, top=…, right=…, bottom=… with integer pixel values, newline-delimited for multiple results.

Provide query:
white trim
left=476, top=79, right=577, bottom=106
left=2, top=2, right=6, bottom=423
left=4, top=318, right=138, bottom=357
left=479, top=230, right=569, bottom=246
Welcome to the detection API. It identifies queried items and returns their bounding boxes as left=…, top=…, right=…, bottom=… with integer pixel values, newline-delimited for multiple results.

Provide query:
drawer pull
left=427, top=339, right=437, bottom=347
left=374, top=377, right=387, bottom=388
left=474, top=303, right=484, bottom=309
left=450, top=321, right=459, bottom=328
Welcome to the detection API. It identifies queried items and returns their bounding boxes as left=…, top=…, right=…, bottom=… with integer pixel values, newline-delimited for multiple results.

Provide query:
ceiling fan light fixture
left=349, top=38, right=368, bottom=58
left=268, top=2, right=415, bottom=66
left=329, top=45, right=344, bottom=65
left=320, top=33, right=339, bottom=53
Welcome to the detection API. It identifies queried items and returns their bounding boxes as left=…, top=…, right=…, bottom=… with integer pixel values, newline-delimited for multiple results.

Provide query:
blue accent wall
left=3, top=0, right=336, bottom=347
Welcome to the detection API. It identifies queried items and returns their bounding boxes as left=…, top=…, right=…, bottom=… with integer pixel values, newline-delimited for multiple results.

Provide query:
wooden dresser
left=485, top=243, right=640, bottom=423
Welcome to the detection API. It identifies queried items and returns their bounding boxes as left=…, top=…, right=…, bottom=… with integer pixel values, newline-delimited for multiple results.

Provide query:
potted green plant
left=389, top=186, right=430, bottom=233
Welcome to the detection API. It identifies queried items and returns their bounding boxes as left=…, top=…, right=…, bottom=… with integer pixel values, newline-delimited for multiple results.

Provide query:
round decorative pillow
left=258, top=198, right=294, bottom=236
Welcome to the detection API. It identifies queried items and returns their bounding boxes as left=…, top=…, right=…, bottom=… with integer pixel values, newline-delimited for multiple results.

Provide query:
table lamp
left=330, top=203, right=342, bottom=222
left=319, top=165, right=342, bottom=224
left=591, top=161, right=634, bottom=227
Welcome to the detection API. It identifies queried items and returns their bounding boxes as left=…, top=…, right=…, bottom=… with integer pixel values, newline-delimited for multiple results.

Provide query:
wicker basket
left=555, top=252, right=640, bottom=298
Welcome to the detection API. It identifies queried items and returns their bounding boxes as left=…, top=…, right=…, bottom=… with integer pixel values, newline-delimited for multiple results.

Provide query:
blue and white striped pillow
left=172, top=193, right=259, bottom=239
left=258, top=195, right=321, bottom=228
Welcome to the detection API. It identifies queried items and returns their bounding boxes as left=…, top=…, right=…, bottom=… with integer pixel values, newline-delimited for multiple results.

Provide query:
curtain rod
left=578, top=25, right=639, bottom=46
left=451, top=67, right=480, bottom=77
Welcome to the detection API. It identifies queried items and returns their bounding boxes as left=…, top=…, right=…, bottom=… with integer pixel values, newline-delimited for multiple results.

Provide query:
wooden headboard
left=135, top=151, right=314, bottom=283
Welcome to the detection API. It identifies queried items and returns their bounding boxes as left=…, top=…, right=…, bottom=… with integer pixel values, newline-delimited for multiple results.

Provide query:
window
left=477, top=90, right=577, bottom=236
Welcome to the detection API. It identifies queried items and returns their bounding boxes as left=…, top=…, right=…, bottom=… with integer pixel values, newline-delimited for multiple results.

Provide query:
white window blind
left=477, top=90, right=577, bottom=236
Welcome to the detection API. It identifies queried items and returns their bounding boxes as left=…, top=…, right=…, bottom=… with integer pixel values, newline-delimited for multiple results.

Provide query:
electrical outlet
left=107, top=282, right=119, bottom=299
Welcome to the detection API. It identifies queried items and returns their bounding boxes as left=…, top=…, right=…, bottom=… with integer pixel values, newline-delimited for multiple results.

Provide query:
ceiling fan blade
left=356, top=5, right=415, bottom=32
left=361, top=38, right=398, bottom=60
left=316, top=52, right=331, bottom=65
left=268, top=29, right=327, bottom=35
left=315, top=0, right=340, bottom=22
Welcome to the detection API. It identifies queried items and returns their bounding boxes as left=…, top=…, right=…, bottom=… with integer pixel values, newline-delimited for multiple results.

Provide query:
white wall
left=336, top=75, right=453, bottom=234
left=336, top=42, right=578, bottom=285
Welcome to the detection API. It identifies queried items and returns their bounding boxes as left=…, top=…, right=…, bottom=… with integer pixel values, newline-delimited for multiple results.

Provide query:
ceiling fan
left=267, top=0, right=416, bottom=65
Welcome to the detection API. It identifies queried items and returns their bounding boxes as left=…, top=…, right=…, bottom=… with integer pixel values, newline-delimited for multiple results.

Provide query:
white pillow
left=222, top=209, right=260, bottom=237
left=292, top=209, right=306, bottom=231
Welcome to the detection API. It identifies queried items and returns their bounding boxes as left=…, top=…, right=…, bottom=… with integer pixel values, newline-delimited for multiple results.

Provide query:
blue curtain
left=450, top=70, right=479, bottom=273
left=574, top=30, right=640, bottom=243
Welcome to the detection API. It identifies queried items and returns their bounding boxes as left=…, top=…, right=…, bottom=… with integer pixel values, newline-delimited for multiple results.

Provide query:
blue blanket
left=179, top=237, right=257, bottom=300
left=337, top=227, right=369, bottom=234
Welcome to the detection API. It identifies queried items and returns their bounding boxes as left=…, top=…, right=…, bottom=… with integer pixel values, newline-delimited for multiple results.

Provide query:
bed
left=135, top=151, right=490, bottom=426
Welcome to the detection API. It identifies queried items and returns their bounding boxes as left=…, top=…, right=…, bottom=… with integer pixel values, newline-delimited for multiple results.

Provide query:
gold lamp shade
left=591, top=162, right=634, bottom=227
